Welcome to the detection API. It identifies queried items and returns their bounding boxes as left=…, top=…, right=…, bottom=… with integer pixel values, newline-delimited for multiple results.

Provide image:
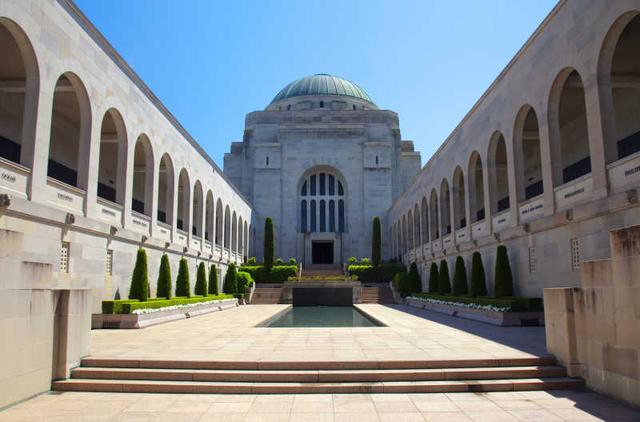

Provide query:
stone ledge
left=92, top=299, right=239, bottom=329
left=405, top=297, right=544, bottom=327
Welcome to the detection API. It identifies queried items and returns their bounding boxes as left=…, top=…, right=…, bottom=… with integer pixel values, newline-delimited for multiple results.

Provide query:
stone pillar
left=148, top=155, right=159, bottom=237
left=481, top=157, right=492, bottom=234
left=583, top=74, right=609, bottom=199
left=537, top=104, right=556, bottom=216
left=121, top=134, right=136, bottom=230
left=505, top=131, right=519, bottom=227
left=27, top=79, right=54, bottom=203
left=83, top=109, right=101, bottom=219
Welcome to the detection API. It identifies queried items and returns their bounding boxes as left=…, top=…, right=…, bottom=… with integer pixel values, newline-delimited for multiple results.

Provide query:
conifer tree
left=194, top=262, right=207, bottom=296
left=470, top=251, right=487, bottom=297
left=208, top=264, right=219, bottom=295
left=494, top=245, right=513, bottom=297
left=128, top=248, right=149, bottom=301
left=428, top=262, right=439, bottom=293
left=175, top=258, right=191, bottom=297
left=438, top=259, right=451, bottom=294
left=156, top=253, right=172, bottom=299
left=223, top=263, right=238, bottom=294
left=453, top=256, right=469, bottom=296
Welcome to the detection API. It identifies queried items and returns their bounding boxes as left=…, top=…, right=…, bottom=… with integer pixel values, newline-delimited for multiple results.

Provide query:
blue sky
left=75, top=0, right=557, bottom=166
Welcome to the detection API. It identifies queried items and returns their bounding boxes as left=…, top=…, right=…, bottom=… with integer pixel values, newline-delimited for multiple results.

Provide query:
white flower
left=132, top=298, right=235, bottom=315
left=406, top=296, right=511, bottom=313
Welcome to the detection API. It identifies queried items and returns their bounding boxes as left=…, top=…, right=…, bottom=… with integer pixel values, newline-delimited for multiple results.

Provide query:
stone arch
left=440, top=179, right=451, bottom=236
left=131, top=134, right=154, bottom=217
left=0, top=17, right=39, bottom=168
left=298, top=166, right=346, bottom=233
left=192, top=180, right=203, bottom=237
left=452, top=166, right=466, bottom=230
left=47, top=72, right=92, bottom=189
left=421, top=196, right=428, bottom=244
left=205, top=190, right=214, bottom=242
left=548, top=68, right=592, bottom=186
left=177, top=168, right=190, bottom=231
left=468, top=151, right=485, bottom=223
left=430, top=188, right=439, bottom=240
left=215, top=198, right=223, bottom=246
left=224, top=205, right=231, bottom=250
left=513, top=105, right=543, bottom=202
left=598, top=11, right=640, bottom=164
left=407, top=209, right=414, bottom=251
left=488, top=132, right=510, bottom=213
left=413, top=203, right=420, bottom=248
left=157, top=153, right=174, bottom=225
left=231, top=211, right=238, bottom=253
left=97, top=108, right=127, bottom=205
left=401, top=214, right=407, bottom=254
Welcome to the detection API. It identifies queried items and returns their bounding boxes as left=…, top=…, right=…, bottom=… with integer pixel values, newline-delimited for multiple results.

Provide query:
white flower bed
left=132, top=299, right=234, bottom=315
left=406, top=296, right=511, bottom=313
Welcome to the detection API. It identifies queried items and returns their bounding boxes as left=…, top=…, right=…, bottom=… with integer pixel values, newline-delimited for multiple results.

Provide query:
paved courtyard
left=88, top=304, right=549, bottom=362
left=2, top=305, right=639, bottom=421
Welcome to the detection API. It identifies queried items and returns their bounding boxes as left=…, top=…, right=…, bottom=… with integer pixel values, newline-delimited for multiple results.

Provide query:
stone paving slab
left=88, top=304, right=549, bottom=362
left=2, top=389, right=639, bottom=421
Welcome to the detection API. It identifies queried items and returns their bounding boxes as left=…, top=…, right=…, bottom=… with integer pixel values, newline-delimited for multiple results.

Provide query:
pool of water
left=264, top=306, right=383, bottom=328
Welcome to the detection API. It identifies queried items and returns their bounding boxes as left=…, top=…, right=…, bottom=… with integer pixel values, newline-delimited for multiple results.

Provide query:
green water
left=265, top=306, right=382, bottom=327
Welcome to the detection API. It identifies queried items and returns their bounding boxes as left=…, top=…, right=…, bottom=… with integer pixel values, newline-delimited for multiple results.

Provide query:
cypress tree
left=470, top=251, right=487, bottom=297
left=372, top=217, right=381, bottom=268
left=494, top=245, right=513, bottom=297
left=223, top=263, right=238, bottom=294
left=208, top=264, right=219, bottom=295
left=175, top=258, right=191, bottom=297
left=128, top=248, right=149, bottom=301
left=428, top=262, right=439, bottom=293
left=438, top=259, right=451, bottom=294
left=453, top=256, right=469, bottom=296
left=409, top=262, right=421, bottom=293
left=156, top=253, right=172, bottom=299
left=264, top=218, right=275, bottom=272
left=195, top=262, right=207, bottom=296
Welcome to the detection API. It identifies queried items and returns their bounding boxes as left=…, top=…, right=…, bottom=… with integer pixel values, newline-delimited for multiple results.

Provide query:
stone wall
left=544, top=224, right=640, bottom=407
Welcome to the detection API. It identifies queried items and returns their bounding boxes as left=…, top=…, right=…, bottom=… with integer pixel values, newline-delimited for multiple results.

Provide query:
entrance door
left=312, top=241, right=334, bottom=264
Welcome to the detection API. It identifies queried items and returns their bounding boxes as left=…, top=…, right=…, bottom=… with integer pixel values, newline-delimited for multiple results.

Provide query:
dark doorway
left=312, top=241, right=333, bottom=264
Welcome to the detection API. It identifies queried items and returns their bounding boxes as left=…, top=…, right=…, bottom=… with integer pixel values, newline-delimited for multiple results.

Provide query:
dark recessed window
left=287, top=104, right=291, bottom=111
left=266, top=156, right=269, bottom=166
left=319, top=101, right=324, bottom=108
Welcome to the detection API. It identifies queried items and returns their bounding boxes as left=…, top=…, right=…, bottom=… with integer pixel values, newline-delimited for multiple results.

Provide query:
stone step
left=70, top=365, right=567, bottom=383
left=80, top=356, right=557, bottom=370
left=52, top=377, right=585, bottom=394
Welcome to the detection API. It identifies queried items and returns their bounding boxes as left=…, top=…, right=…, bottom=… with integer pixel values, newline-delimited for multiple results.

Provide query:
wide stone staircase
left=53, top=356, right=584, bottom=394
left=250, top=286, right=284, bottom=304
left=361, top=285, right=395, bottom=304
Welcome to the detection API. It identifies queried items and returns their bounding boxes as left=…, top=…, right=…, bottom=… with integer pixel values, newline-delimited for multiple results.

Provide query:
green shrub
left=411, top=293, right=543, bottom=312
left=208, top=265, right=219, bottom=295
left=121, top=294, right=234, bottom=314
left=264, top=217, right=275, bottom=271
left=236, top=271, right=254, bottom=294
left=274, top=257, right=283, bottom=265
left=195, top=262, right=207, bottom=296
left=102, top=299, right=138, bottom=314
left=238, top=265, right=297, bottom=283
left=470, top=251, right=487, bottom=297
left=156, top=253, right=172, bottom=299
left=372, top=217, right=381, bottom=267
left=347, top=263, right=405, bottom=283
left=409, top=262, right=421, bottom=293
left=438, top=259, right=451, bottom=294
left=247, top=257, right=257, bottom=265
left=128, top=248, right=149, bottom=301
left=494, top=245, right=513, bottom=298
left=453, top=256, right=469, bottom=296
left=393, top=271, right=412, bottom=297
left=223, top=263, right=238, bottom=293
left=360, top=257, right=370, bottom=265
left=428, top=262, right=439, bottom=293
left=288, top=257, right=297, bottom=265
left=175, top=258, right=191, bottom=298
left=348, top=257, right=358, bottom=264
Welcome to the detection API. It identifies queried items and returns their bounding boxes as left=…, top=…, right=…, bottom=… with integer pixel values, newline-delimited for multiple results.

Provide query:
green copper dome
left=270, top=74, right=374, bottom=105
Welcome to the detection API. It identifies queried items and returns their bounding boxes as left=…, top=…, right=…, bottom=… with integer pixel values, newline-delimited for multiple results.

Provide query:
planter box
left=405, top=297, right=544, bottom=327
left=92, top=299, right=238, bottom=329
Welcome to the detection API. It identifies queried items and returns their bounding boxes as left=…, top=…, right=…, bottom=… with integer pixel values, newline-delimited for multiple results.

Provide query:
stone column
left=482, top=155, right=493, bottom=234
left=170, top=171, right=179, bottom=242
left=505, top=131, right=519, bottom=227
left=27, top=79, right=54, bottom=203
left=83, top=109, right=101, bottom=219
left=148, top=155, right=159, bottom=238
left=537, top=104, right=556, bottom=216
left=121, top=135, right=136, bottom=230
left=583, top=74, right=609, bottom=199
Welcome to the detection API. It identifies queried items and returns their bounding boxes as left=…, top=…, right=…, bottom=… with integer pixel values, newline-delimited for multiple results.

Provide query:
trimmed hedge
left=411, top=293, right=543, bottom=312
left=223, top=263, right=238, bottom=293
left=470, top=251, right=487, bottom=297
left=120, top=294, right=234, bottom=314
left=156, top=253, right=172, bottom=299
left=438, top=259, right=451, bottom=294
left=128, top=248, right=149, bottom=301
left=175, top=258, right=191, bottom=298
left=102, top=298, right=168, bottom=314
left=393, top=271, right=412, bottom=297
left=208, top=265, right=219, bottom=295
left=453, top=256, right=468, bottom=296
left=347, top=263, right=405, bottom=283
left=195, top=262, right=207, bottom=296
left=409, top=262, right=421, bottom=293
left=239, top=265, right=297, bottom=283
left=494, top=245, right=513, bottom=298
left=428, top=262, right=439, bottom=293
left=236, top=271, right=254, bottom=294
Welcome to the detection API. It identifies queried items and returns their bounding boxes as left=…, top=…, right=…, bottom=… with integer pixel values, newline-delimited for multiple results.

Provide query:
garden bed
left=405, top=295, right=544, bottom=327
left=93, top=296, right=238, bottom=329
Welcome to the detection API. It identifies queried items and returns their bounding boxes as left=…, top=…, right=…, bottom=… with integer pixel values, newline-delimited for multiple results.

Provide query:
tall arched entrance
left=298, top=167, right=346, bottom=267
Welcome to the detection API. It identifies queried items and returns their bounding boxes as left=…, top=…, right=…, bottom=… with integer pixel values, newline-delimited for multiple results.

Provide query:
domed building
left=225, top=74, right=421, bottom=266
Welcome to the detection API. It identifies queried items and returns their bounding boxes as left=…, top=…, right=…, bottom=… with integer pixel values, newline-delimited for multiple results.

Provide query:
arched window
left=131, top=135, right=153, bottom=217
left=453, top=166, right=466, bottom=230
left=0, top=19, right=38, bottom=168
left=488, top=133, right=510, bottom=213
left=549, top=69, right=592, bottom=185
left=231, top=211, right=237, bottom=253
left=299, top=169, right=346, bottom=233
left=215, top=199, right=223, bottom=245
left=599, top=13, right=640, bottom=163
left=48, top=73, right=91, bottom=189
left=421, top=197, right=429, bottom=244
left=157, top=154, right=174, bottom=224
left=414, top=204, right=421, bottom=247
left=430, top=189, right=439, bottom=240
left=469, top=152, right=485, bottom=222
left=514, top=106, right=543, bottom=201
left=97, top=109, right=127, bottom=204
left=205, top=191, right=214, bottom=241
left=407, top=210, right=414, bottom=250
left=224, top=206, right=231, bottom=249
left=192, top=181, right=203, bottom=237
left=440, top=179, right=451, bottom=235
left=177, top=169, right=190, bottom=231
